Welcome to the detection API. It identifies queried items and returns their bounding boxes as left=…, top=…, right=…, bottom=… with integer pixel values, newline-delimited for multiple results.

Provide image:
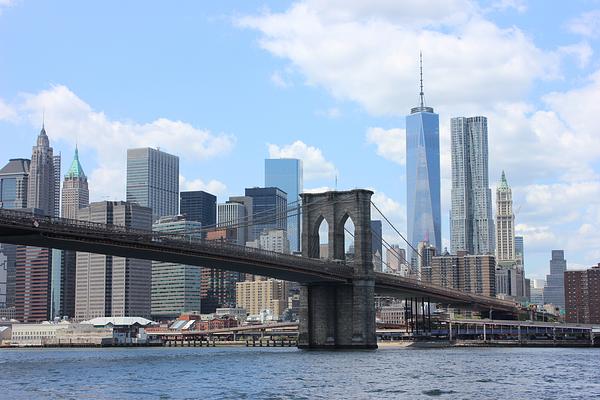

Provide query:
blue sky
left=1, top=0, right=600, bottom=279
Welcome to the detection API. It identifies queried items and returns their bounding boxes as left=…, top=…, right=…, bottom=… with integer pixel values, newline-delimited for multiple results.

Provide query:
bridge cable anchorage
left=370, top=200, right=424, bottom=277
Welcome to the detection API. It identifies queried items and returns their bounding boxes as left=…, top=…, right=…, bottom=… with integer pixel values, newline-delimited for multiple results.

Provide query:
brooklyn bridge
left=0, top=189, right=519, bottom=349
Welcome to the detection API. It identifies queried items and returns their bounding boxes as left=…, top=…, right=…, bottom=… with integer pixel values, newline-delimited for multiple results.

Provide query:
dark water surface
left=1, top=346, right=598, bottom=399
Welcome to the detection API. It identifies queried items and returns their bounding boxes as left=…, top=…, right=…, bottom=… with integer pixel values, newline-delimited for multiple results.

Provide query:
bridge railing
left=0, top=208, right=350, bottom=275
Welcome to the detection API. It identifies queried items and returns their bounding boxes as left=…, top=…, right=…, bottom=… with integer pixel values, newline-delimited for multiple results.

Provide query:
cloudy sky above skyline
left=1, top=1, right=600, bottom=278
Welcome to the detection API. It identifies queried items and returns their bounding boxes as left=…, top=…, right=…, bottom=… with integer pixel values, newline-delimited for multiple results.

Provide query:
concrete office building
left=418, top=241, right=436, bottom=283
left=565, top=264, right=600, bottom=324
left=450, top=116, right=494, bottom=255
left=126, top=147, right=179, bottom=221
left=265, top=158, right=303, bottom=253
left=386, top=245, right=407, bottom=276
left=180, top=190, right=216, bottom=228
left=151, top=216, right=202, bottom=319
left=53, top=154, right=61, bottom=217
left=431, top=251, right=496, bottom=297
left=544, top=250, right=567, bottom=309
left=258, top=229, right=290, bottom=254
left=227, top=196, right=253, bottom=246
left=495, top=264, right=525, bottom=299
left=75, top=201, right=152, bottom=321
left=27, top=125, right=58, bottom=217
left=406, top=55, right=441, bottom=265
left=218, top=201, right=247, bottom=246
left=235, top=279, right=290, bottom=319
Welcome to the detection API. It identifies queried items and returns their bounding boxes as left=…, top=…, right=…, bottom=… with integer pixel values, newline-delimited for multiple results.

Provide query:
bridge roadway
left=0, top=209, right=518, bottom=313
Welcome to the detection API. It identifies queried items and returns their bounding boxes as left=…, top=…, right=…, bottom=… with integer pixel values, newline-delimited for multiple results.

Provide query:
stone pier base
left=298, top=279, right=377, bottom=349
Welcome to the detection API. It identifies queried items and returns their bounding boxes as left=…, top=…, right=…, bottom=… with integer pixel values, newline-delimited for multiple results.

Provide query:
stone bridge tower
left=298, top=189, right=377, bottom=349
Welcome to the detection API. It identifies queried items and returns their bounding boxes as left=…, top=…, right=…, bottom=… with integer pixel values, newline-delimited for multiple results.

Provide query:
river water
left=1, top=346, right=599, bottom=399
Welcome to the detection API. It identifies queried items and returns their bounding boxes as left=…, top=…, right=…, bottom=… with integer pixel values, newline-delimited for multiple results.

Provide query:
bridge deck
left=0, top=209, right=519, bottom=312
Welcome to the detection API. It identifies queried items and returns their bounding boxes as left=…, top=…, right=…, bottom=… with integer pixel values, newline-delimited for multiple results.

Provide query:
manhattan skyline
left=1, top=1, right=600, bottom=279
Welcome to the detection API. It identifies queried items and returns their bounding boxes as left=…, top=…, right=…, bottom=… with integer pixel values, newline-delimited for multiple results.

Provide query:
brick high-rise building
left=14, top=208, right=51, bottom=322
left=200, top=268, right=242, bottom=314
left=431, top=251, right=496, bottom=297
left=565, top=264, right=600, bottom=324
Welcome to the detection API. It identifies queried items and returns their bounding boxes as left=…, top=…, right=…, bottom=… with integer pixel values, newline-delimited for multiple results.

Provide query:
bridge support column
left=298, top=279, right=376, bottom=349
left=298, top=190, right=378, bottom=350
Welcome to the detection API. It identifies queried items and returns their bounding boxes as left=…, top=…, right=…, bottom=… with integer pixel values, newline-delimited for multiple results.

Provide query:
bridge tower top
left=300, top=189, right=374, bottom=277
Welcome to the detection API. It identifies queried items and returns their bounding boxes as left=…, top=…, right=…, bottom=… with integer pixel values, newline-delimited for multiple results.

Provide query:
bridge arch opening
left=314, top=215, right=329, bottom=260
left=338, top=213, right=356, bottom=261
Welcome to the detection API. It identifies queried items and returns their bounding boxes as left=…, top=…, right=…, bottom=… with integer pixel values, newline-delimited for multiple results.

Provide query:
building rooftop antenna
left=419, top=51, right=424, bottom=108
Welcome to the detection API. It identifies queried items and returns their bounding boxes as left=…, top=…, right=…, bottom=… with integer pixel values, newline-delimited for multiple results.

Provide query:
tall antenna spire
left=419, top=51, right=424, bottom=108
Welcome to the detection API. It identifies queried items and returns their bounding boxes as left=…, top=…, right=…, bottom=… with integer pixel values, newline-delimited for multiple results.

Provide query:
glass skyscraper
left=0, top=158, right=30, bottom=312
left=544, top=250, right=567, bottom=309
left=180, top=190, right=217, bottom=227
left=245, top=187, right=287, bottom=243
left=264, top=159, right=303, bottom=253
left=450, top=116, right=494, bottom=255
left=151, top=216, right=202, bottom=319
left=126, top=147, right=179, bottom=222
left=406, top=57, right=441, bottom=269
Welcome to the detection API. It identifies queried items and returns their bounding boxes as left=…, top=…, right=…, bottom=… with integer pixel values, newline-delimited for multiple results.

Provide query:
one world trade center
left=406, top=54, right=441, bottom=271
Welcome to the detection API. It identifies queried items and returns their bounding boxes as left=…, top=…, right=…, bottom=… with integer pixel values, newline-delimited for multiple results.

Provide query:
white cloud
left=521, top=181, right=600, bottom=221
left=0, top=98, right=17, bottom=122
left=303, top=186, right=332, bottom=194
left=487, top=0, right=527, bottom=13
left=567, top=10, right=600, bottom=38
left=0, top=0, right=15, bottom=14
left=515, top=223, right=557, bottom=251
left=238, top=0, right=559, bottom=115
left=179, top=175, right=227, bottom=195
left=365, top=127, right=405, bottom=165
left=17, top=85, right=235, bottom=201
left=557, top=42, right=593, bottom=68
left=238, top=2, right=600, bottom=270
left=370, top=190, right=408, bottom=249
left=267, top=140, right=337, bottom=181
left=316, top=107, right=341, bottom=118
left=270, top=71, right=290, bottom=88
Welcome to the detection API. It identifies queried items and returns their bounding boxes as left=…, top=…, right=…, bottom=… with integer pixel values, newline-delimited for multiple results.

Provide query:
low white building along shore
left=10, top=317, right=158, bottom=347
